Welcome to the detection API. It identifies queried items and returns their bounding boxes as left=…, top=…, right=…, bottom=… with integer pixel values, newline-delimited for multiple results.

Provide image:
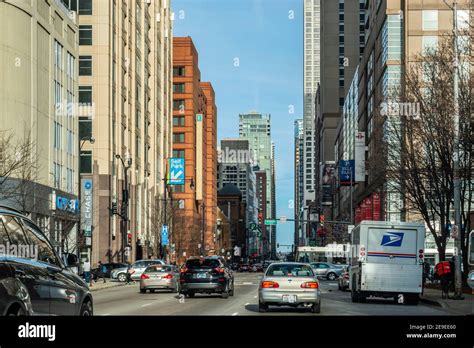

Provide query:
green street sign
left=265, top=219, right=277, bottom=226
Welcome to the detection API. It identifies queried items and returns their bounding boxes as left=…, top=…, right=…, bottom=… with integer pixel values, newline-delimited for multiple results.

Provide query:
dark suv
left=179, top=256, right=234, bottom=298
left=0, top=206, right=93, bottom=316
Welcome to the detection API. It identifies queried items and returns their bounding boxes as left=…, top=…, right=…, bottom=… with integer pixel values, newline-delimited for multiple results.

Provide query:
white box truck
left=349, top=221, right=425, bottom=305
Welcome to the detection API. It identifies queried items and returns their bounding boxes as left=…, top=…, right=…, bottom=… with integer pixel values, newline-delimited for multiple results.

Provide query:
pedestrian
left=126, top=263, right=133, bottom=285
left=434, top=260, right=452, bottom=299
left=83, top=259, right=92, bottom=287
left=96, top=261, right=107, bottom=283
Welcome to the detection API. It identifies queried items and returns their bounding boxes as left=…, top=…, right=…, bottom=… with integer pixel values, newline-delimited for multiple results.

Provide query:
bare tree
left=375, top=34, right=472, bottom=281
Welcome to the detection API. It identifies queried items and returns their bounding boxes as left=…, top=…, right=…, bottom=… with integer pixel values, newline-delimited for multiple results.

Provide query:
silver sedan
left=140, top=264, right=180, bottom=293
left=258, top=262, right=321, bottom=313
left=310, top=262, right=343, bottom=280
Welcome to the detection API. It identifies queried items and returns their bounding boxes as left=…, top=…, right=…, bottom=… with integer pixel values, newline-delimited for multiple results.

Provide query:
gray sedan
left=258, top=262, right=321, bottom=313
left=310, top=262, right=343, bottom=281
left=140, top=264, right=179, bottom=293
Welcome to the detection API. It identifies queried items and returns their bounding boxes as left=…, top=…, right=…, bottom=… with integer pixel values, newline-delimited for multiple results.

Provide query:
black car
left=0, top=206, right=93, bottom=316
left=179, top=256, right=234, bottom=298
left=92, top=262, right=128, bottom=280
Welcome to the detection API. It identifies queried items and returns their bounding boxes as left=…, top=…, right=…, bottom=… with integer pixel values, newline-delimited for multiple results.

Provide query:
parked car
left=310, top=262, right=343, bottom=280
left=140, top=264, right=180, bottom=293
left=258, top=262, right=321, bottom=313
left=238, top=263, right=250, bottom=272
left=0, top=206, right=93, bottom=316
left=338, top=266, right=350, bottom=291
left=91, top=262, right=128, bottom=280
left=111, top=259, right=165, bottom=282
left=179, top=256, right=234, bottom=298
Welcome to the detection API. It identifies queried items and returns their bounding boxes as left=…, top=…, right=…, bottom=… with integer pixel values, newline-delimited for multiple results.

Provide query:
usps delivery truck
left=349, top=221, right=425, bottom=305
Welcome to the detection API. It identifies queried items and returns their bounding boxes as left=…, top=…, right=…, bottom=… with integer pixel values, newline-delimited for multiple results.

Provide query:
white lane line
left=141, top=303, right=152, bottom=307
left=232, top=312, right=239, bottom=316
left=101, top=314, right=111, bottom=316
left=244, top=303, right=250, bottom=306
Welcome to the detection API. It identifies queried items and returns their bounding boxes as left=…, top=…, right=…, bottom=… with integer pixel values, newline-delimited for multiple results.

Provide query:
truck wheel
left=351, top=290, right=359, bottom=303
left=359, top=293, right=366, bottom=303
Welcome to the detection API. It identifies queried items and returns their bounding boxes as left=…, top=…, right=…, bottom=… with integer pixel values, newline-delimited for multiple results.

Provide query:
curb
left=89, top=282, right=126, bottom=292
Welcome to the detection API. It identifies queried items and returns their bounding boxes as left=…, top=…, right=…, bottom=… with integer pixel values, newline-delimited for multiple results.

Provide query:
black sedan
left=179, top=256, right=234, bottom=298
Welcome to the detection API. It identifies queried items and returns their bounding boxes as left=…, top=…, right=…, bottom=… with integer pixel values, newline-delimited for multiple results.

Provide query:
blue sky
left=172, top=0, right=303, bottom=252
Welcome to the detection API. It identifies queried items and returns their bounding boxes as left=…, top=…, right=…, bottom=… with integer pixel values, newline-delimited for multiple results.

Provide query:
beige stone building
left=76, top=0, right=173, bottom=265
left=0, top=0, right=80, bottom=253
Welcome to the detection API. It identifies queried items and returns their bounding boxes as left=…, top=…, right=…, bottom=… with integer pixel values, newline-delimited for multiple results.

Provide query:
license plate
left=195, top=273, right=207, bottom=279
left=154, top=276, right=162, bottom=279
left=282, top=295, right=297, bottom=303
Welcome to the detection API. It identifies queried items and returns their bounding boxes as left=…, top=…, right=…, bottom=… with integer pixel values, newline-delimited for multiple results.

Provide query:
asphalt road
left=93, top=272, right=454, bottom=316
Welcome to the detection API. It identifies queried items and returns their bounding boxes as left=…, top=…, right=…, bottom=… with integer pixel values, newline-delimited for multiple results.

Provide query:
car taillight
left=214, top=267, right=225, bottom=274
left=261, top=281, right=279, bottom=288
left=163, top=274, right=173, bottom=279
left=300, top=282, right=319, bottom=289
left=180, top=267, right=188, bottom=273
left=140, top=274, right=149, bottom=279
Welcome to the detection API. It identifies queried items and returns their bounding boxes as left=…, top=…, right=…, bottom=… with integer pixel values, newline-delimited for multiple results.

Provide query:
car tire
left=258, top=302, right=268, bottom=313
left=150, top=289, right=156, bottom=293
left=221, top=287, right=229, bottom=299
left=140, top=288, right=146, bottom=294
left=7, top=305, right=27, bottom=316
left=187, top=292, right=195, bottom=298
left=118, top=273, right=127, bottom=282
left=311, top=302, right=321, bottom=314
left=327, top=272, right=337, bottom=281
left=80, top=301, right=93, bottom=316
left=229, top=281, right=235, bottom=296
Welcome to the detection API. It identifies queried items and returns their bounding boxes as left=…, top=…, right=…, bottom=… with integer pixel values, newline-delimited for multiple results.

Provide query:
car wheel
left=221, top=285, right=229, bottom=299
left=258, top=302, right=268, bottom=313
left=140, top=288, right=146, bottom=294
left=118, top=273, right=127, bottom=282
left=150, top=289, right=155, bottom=293
left=327, top=272, right=337, bottom=281
left=7, top=305, right=27, bottom=316
left=311, top=302, right=321, bottom=314
left=80, top=301, right=93, bottom=316
left=187, top=292, right=195, bottom=298
left=229, top=281, right=235, bottom=296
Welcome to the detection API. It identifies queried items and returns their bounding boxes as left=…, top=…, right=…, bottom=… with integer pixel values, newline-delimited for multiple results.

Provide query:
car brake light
left=140, top=274, right=149, bottom=279
left=301, top=282, right=319, bottom=289
left=261, top=281, right=279, bottom=288
left=163, top=274, right=173, bottom=279
left=214, top=267, right=225, bottom=274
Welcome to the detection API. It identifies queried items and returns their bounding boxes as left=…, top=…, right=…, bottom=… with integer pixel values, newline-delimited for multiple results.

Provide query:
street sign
left=265, top=219, right=277, bottom=226
left=196, top=114, right=203, bottom=122
left=339, top=159, right=355, bottom=186
left=161, top=225, right=169, bottom=246
left=279, top=216, right=287, bottom=223
left=168, top=158, right=185, bottom=185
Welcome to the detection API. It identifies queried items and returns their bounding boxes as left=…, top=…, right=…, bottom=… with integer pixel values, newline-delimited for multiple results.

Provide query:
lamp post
left=115, top=154, right=132, bottom=263
left=77, top=136, right=95, bottom=269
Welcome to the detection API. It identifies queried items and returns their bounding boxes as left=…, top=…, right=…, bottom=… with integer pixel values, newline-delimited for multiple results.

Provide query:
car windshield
left=266, top=264, right=314, bottom=277
left=186, top=259, right=220, bottom=269
left=145, top=265, right=172, bottom=273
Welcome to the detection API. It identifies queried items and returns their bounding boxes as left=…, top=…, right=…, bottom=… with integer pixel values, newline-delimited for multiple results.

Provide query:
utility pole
left=450, top=0, right=463, bottom=299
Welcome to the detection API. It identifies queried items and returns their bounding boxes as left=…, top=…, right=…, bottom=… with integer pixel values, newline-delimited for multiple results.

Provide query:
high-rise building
left=294, top=119, right=304, bottom=246
left=0, top=0, right=79, bottom=254
left=270, top=141, right=277, bottom=257
left=303, top=0, right=321, bottom=210
left=238, top=112, right=275, bottom=257
left=77, top=0, right=173, bottom=265
left=172, top=37, right=218, bottom=259
left=255, top=170, right=268, bottom=257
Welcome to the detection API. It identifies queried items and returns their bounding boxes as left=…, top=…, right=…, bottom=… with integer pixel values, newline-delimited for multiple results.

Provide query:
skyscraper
left=239, top=112, right=275, bottom=257
left=294, top=119, right=304, bottom=246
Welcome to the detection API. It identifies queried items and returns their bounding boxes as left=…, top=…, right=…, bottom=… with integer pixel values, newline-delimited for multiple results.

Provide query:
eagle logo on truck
left=380, top=232, right=404, bottom=247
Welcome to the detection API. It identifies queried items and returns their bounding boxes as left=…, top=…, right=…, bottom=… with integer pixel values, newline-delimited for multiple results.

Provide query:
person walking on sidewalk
left=96, top=261, right=107, bottom=283
left=83, top=259, right=92, bottom=287
left=434, top=260, right=453, bottom=299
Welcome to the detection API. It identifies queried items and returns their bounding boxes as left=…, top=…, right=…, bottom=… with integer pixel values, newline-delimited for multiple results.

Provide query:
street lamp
left=115, top=154, right=132, bottom=263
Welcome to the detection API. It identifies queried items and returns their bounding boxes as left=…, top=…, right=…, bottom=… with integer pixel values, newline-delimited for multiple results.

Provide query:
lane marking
left=244, top=303, right=250, bottom=306
left=141, top=303, right=152, bottom=307
left=242, top=282, right=253, bottom=285
left=101, top=314, right=110, bottom=316
left=232, top=312, right=239, bottom=316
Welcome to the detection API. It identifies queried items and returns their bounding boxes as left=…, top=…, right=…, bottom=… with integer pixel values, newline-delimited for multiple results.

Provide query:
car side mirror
left=63, top=253, right=78, bottom=267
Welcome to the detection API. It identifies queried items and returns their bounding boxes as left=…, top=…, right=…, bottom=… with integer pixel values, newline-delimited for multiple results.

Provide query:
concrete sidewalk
left=88, top=280, right=127, bottom=292
left=420, top=288, right=473, bottom=315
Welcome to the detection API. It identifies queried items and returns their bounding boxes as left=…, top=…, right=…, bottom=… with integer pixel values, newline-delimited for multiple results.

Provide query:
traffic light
left=127, top=232, right=132, bottom=246
left=258, top=211, right=263, bottom=224
left=110, top=202, right=118, bottom=216
left=121, top=205, right=128, bottom=219
left=319, top=214, right=325, bottom=227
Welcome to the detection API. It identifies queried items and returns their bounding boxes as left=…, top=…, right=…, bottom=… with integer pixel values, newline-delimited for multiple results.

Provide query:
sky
left=172, top=0, right=304, bottom=252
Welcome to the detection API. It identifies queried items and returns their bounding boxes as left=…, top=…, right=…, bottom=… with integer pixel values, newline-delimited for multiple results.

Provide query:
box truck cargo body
left=349, top=221, right=425, bottom=304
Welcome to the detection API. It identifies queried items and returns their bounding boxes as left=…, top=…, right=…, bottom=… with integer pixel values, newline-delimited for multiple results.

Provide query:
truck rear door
left=367, top=227, right=418, bottom=265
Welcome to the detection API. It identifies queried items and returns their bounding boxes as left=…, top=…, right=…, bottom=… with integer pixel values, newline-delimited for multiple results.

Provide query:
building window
left=173, top=83, right=185, bottom=93
left=173, top=133, right=185, bottom=143
left=173, top=66, right=185, bottom=77
left=422, top=36, right=438, bottom=55
left=79, top=86, right=92, bottom=105
left=79, top=117, right=92, bottom=139
left=173, top=150, right=185, bottom=158
left=79, top=25, right=93, bottom=45
left=173, top=116, right=185, bottom=126
left=78, top=0, right=92, bottom=15
left=457, top=10, right=470, bottom=30
left=172, top=185, right=184, bottom=193
left=422, top=10, right=438, bottom=31
left=80, top=151, right=92, bottom=174
left=173, top=99, right=185, bottom=110
left=79, top=55, right=92, bottom=75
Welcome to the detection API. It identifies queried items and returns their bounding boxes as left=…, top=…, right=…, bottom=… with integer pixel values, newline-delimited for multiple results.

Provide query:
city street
left=94, top=273, right=457, bottom=316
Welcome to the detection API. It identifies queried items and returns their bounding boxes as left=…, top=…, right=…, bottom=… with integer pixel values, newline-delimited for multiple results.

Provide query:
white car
left=111, top=259, right=164, bottom=282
